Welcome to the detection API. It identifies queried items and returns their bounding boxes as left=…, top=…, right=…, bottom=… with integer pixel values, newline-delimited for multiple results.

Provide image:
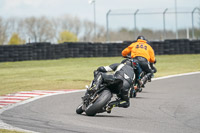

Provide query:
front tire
left=130, top=88, right=137, bottom=98
left=85, top=89, right=112, bottom=116
left=76, top=103, right=84, bottom=114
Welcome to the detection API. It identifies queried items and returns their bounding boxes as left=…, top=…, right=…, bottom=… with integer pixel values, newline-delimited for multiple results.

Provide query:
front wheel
left=85, top=89, right=112, bottom=116
left=76, top=103, right=84, bottom=114
left=130, top=88, right=137, bottom=98
left=138, top=88, right=142, bottom=92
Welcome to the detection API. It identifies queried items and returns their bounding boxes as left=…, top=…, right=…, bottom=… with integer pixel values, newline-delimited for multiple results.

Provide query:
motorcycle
left=76, top=56, right=155, bottom=116
left=127, top=56, right=157, bottom=97
left=76, top=72, right=126, bottom=116
left=121, top=56, right=143, bottom=98
left=76, top=57, right=137, bottom=116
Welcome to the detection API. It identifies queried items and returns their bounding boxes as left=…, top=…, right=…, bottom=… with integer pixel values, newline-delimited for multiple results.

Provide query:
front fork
left=82, top=89, right=100, bottom=111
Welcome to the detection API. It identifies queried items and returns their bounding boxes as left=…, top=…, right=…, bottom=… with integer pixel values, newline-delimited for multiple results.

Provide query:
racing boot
left=106, top=100, right=119, bottom=113
left=106, top=100, right=130, bottom=113
left=118, top=100, right=130, bottom=108
left=147, top=73, right=153, bottom=82
left=140, top=72, right=153, bottom=88
left=139, top=75, right=148, bottom=88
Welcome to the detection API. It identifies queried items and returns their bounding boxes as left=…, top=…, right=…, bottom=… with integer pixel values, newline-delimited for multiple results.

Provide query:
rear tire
left=76, top=103, right=84, bottom=114
left=85, top=89, right=112, bottom=116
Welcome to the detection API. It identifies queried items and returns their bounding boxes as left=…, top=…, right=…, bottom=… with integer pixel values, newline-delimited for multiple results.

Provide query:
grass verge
left=0, top=129, right=24, bottom=133
left=0, top=54, right=200, bottom=96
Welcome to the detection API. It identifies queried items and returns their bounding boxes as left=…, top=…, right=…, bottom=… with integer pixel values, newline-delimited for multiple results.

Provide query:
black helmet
left=121, top=59, right=133, bottom=67
left=137, top=35, right=145, bottom=40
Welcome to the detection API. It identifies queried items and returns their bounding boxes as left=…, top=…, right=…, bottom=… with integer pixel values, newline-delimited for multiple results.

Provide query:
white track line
left=152, top=71, right=200, bottom=81
left=0, top=72, right=199, bottom=132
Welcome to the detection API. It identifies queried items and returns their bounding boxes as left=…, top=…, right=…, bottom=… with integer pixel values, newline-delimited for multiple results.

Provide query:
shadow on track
left=79, top=114, right=124, bottom=118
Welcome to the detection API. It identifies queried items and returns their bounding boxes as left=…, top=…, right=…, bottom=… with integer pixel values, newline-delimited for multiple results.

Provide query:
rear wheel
left=85, top=89, right=112, bottom=116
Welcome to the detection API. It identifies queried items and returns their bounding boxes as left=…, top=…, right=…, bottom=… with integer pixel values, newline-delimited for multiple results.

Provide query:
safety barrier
left=0, top=39, right=200, bottom=62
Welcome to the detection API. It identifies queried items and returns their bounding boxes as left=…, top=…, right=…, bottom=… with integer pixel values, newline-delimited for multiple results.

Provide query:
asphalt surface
left=1, top=73, right=200, bottom=133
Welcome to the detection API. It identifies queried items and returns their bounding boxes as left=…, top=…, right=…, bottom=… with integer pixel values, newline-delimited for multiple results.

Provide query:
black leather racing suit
left=95, top=62, right=135, bottom=108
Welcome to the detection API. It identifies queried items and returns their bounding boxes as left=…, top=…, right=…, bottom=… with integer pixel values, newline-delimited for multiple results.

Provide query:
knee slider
left=121, top=89, right=129, bottom=101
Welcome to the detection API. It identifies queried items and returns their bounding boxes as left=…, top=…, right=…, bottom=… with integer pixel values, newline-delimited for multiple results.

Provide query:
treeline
left=110, top=28, right=200, bottom=41
left=0, top=15, right=106, bottom=44
left=0, top=15, right=200, bottom=45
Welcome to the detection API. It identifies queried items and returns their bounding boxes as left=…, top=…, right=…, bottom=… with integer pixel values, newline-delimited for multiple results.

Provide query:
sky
left=0, top=0, right=200, bottom=31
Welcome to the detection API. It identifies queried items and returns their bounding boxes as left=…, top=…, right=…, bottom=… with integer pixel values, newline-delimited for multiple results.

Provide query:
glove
left=93, top=70, right=99, bottom=77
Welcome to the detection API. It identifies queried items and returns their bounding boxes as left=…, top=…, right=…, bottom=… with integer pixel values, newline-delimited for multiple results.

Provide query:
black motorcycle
left=76, top=57, right=138, bottom=116
left=76, top=56, right=155, bottom=116
left=118, top=56, right=156, bottom=97
left=127, top=56, right=157, bottom=97
left=76, top=72, right=125, bottom=116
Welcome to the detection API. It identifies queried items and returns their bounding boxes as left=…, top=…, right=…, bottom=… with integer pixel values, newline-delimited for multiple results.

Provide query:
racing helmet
left=137, top=35, right=145, bottom=41
left=121, top=59, right=133, bottom=67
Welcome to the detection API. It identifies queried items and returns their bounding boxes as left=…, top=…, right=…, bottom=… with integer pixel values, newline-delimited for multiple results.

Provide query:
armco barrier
left=0, top=39, right=200, bottom=62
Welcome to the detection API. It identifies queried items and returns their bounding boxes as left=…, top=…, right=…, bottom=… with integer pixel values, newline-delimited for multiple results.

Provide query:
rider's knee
left=121, top=89, right=129, bottom=101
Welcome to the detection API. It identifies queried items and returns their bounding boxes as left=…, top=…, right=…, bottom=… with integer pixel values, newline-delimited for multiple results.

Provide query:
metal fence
left=106, top=7, right=200, bottom=41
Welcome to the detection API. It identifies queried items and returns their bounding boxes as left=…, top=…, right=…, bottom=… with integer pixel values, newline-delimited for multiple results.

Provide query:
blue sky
left=0, top=0, right=199, bottom=30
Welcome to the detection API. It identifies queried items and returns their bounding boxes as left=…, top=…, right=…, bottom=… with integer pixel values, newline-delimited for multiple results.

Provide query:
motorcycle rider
left=122, top=35, right=157, bottom=88
left=90, top=59, right=135, bottom=113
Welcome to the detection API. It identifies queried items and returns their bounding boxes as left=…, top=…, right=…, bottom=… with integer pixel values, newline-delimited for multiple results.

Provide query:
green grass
left=0, top=57, right=122, bottom=96
left=155, top=54, right=200, bottom=76
left=0, top=129, right=24, bottom=133
left=0, top=55, right=200, bottom=96
left=0, top=54, right=200, bottom=133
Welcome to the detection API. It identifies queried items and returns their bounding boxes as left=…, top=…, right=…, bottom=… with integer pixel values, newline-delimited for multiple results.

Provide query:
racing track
left=0, top=73, right=200, bottom=133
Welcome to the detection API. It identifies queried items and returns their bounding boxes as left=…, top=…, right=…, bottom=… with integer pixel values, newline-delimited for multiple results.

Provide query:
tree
left=95, top=25, right=106, bottom=42
left=61, top=15, right=82, bottom=37
left=51, top=18, right=61, bottom=41
left=8, top=33, right=25, bottom=45
left=57, top=31, right=78, bottom=43
left=140, top=28, right=154, bottom=40
left=23, top=16, right=54, bottom=42
left=0, top=17, right=9, bottom=45
left=81, top=20, right=94, bottom=41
